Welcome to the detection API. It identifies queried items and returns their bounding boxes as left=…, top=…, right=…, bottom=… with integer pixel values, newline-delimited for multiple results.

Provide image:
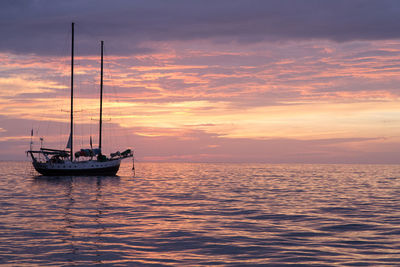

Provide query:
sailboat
left=27, top=23, right=133, bottom=176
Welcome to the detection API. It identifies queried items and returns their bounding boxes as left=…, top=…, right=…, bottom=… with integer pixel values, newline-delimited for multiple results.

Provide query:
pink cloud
left=2, top=37, right=400, bottom=163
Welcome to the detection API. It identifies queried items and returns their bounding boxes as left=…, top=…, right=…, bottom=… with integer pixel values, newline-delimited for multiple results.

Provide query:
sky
left=2, top=0, right=400, bottom=163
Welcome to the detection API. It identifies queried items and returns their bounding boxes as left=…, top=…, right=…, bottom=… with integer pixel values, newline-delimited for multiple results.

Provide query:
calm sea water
left=1, top=162, right=400, bottom=266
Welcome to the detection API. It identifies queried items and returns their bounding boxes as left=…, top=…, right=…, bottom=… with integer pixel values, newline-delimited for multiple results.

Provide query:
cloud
left=2, top=1, right=400, bottom=163
left=1, top=0, right=400, bottom=55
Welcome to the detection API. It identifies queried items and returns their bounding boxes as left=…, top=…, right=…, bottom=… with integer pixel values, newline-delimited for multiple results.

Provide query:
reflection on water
left=31, top=175, right=121, bottom=265
left=1, top=162, right=400, bottom=265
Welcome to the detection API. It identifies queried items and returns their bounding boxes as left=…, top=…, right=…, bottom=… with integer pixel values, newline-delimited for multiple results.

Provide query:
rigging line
left=103, top=45, right=132, bottom=152
left=105, top=46, right=120, bottom=152
left=101, top=44, right=111, bottom=154
left=60, top=24, right=72, bottom=149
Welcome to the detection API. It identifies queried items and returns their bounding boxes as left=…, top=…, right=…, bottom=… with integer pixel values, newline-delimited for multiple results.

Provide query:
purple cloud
left=1, top=0, right=400, bottom=55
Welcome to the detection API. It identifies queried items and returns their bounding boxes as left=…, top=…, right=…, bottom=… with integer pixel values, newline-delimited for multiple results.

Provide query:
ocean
left=1, top=161, right=400, bottom=266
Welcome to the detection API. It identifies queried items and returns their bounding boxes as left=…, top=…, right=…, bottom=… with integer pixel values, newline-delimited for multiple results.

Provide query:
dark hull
left=33, top=163, right=120, bottom=176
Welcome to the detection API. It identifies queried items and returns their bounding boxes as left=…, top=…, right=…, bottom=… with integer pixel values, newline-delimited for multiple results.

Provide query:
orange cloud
left=3, top=39, right=400, bottom=162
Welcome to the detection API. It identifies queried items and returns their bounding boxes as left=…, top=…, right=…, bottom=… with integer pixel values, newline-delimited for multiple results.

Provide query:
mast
left=70, top=22, right=74, bottom=161
left=99, top=40, right=104, bottom=153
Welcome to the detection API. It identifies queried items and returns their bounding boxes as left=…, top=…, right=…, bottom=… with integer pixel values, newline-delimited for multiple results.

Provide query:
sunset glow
left=1, top=1, right=400, bottom=163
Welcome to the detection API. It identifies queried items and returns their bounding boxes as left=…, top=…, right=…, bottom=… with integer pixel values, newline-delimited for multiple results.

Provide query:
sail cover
left=66, top=133, right=72, bottom=149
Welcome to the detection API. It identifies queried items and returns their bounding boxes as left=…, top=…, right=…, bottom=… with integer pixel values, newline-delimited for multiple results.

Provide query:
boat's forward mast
left=70, top=22, right=75, bottom=161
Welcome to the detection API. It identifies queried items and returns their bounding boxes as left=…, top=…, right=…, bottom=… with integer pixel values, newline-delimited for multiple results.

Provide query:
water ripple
left=1, top=162, right=400, bottom=265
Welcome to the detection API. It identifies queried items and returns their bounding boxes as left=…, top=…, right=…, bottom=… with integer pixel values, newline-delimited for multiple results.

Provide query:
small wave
left=319, top=223, right=380, bottom=232
left=247, top=213, right=313, bottom=222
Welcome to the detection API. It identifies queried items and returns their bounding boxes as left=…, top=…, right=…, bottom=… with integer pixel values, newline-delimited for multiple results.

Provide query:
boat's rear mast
left=99, top=40, right=104, bottom=154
